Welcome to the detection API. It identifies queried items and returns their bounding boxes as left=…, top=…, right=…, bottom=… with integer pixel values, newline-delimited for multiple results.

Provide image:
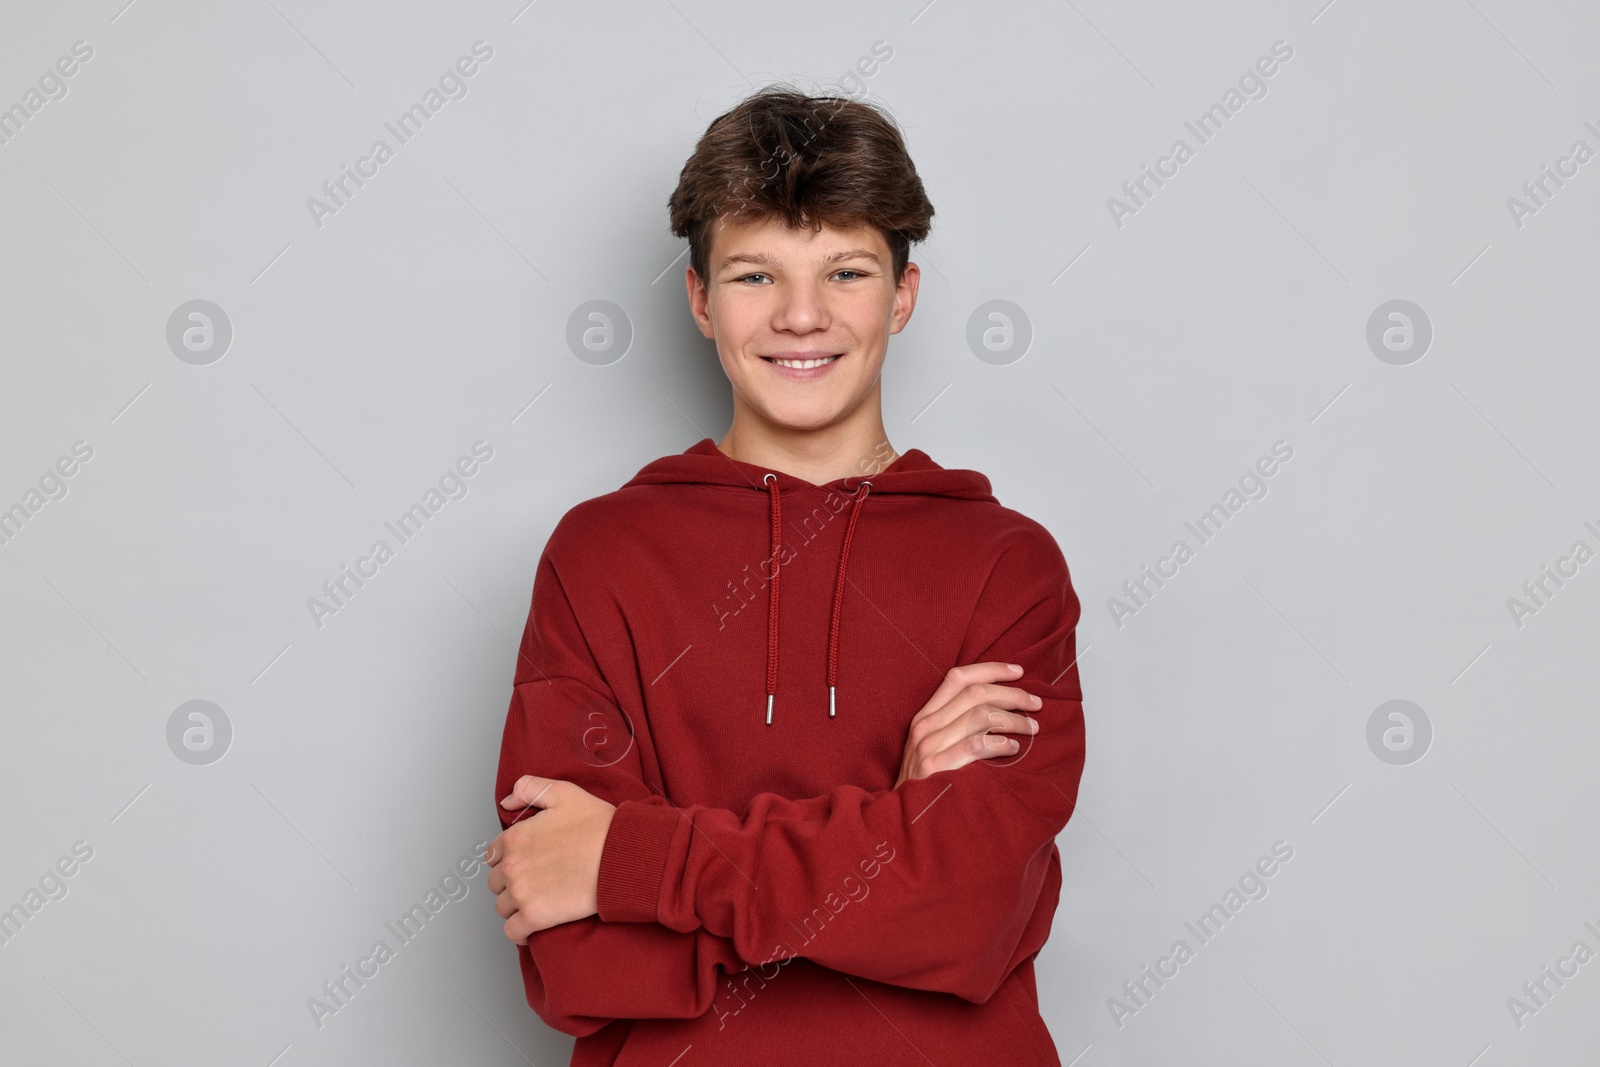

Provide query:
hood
left=622, top=438, right=997, bottom=724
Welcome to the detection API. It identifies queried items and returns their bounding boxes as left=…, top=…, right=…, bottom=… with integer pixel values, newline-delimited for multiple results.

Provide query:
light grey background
left=2, top=1, right=1596, bottom=1064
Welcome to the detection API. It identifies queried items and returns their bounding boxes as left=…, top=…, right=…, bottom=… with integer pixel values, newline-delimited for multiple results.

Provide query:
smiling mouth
left=761, top=354, right=841, bottom=369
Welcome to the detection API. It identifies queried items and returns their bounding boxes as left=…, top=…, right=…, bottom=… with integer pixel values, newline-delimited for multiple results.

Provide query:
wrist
left=595, top=800, right=679, bottom=923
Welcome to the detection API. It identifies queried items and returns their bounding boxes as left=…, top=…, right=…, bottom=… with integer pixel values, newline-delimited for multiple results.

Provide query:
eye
left=734, top=272, right=772, bottom=285
left=833, top=269, right=865, bottom=281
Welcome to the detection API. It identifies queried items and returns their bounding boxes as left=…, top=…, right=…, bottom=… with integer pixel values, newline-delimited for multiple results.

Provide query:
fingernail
left=1030, top=718, right=1039, bottom=733
left=1008, top=664, right=1023, bottom=672
left=1031, top=694, right=1042, bottom=708
left=1009, top=738, right=1020, bottom=750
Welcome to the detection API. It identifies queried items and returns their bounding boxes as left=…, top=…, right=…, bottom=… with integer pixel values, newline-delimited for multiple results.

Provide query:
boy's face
left=687, top=215, right=919, bottom=435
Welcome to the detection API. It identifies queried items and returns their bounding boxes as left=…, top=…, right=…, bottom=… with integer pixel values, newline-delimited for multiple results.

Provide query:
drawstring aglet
left=829, top=686, right=836, bottom=718
left=766, top=693, right=774, bottom=726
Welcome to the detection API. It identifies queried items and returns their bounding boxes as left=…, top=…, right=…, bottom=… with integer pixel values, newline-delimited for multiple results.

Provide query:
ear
left=888, top=261, right=920, bottom=335
left=686, top=266, right=716, bottom=339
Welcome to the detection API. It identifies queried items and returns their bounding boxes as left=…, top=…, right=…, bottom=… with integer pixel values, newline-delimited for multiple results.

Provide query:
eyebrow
left=718, top=248, right=882, bottom=271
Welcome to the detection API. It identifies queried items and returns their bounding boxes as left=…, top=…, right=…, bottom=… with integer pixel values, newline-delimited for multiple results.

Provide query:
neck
left=717, top=397, right=897, bottom=486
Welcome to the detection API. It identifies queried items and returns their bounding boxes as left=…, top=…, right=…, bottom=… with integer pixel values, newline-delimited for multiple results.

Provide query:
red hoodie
left=495, top=438, right=1086, bottom=1066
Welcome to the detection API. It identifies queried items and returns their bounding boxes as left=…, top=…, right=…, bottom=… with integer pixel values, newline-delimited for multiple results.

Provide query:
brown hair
left=667, top=85, right=935, bottom=285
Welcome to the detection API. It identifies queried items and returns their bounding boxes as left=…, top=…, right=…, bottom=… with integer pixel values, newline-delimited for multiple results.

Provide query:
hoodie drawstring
left=763, top=473, right=782, bottom=725
left=761, top=474, right=873, bottom=725
left=828, top=481, right=872, bottom=718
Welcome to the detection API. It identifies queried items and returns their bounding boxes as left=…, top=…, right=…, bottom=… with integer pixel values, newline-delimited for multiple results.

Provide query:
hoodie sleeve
left=595, top=524, right=1085, bottom=1005
left=495, top=553, right=756, bottom=1037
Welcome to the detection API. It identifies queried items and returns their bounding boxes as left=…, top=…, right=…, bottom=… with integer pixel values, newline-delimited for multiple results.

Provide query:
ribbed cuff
left=596, top=800, right=680, bottom=923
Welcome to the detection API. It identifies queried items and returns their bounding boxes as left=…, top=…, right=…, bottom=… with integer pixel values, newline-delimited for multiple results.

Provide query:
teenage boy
left=488, top=86, right=1086, bottom=1066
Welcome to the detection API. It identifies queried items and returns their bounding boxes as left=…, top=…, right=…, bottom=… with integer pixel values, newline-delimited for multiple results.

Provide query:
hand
left=894, top=662, right=1042, bottom=789
left=486, top=775, right=616, bottom=944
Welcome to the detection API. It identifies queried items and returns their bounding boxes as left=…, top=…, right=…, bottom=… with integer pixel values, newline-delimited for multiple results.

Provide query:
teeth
left=770, top=355, right=839, bottom=369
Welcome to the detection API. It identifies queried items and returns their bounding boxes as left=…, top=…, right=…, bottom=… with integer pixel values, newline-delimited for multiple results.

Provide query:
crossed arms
left=489, top=530, right=1085, bottom=1037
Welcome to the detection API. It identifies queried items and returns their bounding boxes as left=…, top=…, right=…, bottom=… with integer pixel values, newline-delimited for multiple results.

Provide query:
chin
left=757, top=400, right=848, bottom=433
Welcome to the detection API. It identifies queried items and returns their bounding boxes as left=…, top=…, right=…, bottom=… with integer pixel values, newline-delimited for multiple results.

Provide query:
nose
left=772, top=278, right=828, bottom=334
